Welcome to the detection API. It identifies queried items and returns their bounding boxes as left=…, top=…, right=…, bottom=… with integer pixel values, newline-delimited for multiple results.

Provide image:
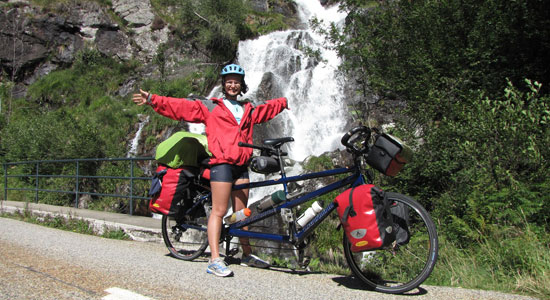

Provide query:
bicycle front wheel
left=343, top=192, right=438, bottom=294
left=161, top=203, right=210, bottom=261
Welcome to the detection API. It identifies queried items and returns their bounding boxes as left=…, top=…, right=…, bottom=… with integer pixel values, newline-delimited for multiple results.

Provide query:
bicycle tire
left=161, top=201, right=210, bottom=261
left=343, top=192, right=438, bottom=294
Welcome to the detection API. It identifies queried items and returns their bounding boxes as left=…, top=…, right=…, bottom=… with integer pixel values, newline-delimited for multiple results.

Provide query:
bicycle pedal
left=299, top=256, right=311, bottom=269
left=227, top=247, right=239, bottom=256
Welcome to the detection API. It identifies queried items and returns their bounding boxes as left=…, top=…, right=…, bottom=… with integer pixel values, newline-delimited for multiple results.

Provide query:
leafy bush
left=2, top=110, right=103, bottom=164
left=426, top=81, right=549, bottom=234
left=325, top=0, right=550, bottom=226
left=247, top=10, right=291, bottom=35
left=26, top=48, right=137, bottom=108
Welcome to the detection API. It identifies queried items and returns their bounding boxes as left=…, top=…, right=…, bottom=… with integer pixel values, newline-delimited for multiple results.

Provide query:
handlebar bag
left=335, top=184, right=396, bottom=252
left=149, top=165, right=194, bottom=216
left=366, top=133, right=413, bottom=177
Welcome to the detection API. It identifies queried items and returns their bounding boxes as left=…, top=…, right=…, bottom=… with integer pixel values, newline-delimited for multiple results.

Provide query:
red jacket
left=150, top=95, right=288, bottom=166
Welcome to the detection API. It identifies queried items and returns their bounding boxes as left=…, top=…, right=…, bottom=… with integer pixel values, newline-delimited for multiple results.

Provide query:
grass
left=427, top=227, right=550, bottom=300
left=0, top=204, right=131, bottom=241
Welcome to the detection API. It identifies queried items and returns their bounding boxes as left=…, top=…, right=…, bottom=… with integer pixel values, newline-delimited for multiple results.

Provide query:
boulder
left=0, top=7, right=80, bottom=81
left=112, top=0, right=155, bottom=27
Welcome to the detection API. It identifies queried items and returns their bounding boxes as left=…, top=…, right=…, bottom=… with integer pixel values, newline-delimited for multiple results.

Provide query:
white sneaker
left=207, top=257, right=233, bottom=277
left=241, top=254, right=270, bottom=269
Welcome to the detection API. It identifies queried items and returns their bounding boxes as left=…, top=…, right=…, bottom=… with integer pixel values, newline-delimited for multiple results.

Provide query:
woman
left=133, top=64, right=288, bottom=277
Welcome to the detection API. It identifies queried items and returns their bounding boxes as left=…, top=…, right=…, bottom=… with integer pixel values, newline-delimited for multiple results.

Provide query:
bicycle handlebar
left=240, top=126, right=374, bottom=157
left=341, top=126, right=372, bottom=154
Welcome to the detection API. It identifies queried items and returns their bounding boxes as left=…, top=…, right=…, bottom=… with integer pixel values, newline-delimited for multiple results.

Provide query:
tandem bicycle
left=159, top=126, right=438, bottom=294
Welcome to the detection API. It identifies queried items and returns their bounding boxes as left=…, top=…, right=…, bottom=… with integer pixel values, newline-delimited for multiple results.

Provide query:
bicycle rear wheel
left=343, top=192, right=438, bottom=294
left=161, top=200, right=210, bottom=261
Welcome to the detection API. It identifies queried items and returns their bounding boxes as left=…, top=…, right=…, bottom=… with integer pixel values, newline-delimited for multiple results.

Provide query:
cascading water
left=127, top=114, right=150, bottom=158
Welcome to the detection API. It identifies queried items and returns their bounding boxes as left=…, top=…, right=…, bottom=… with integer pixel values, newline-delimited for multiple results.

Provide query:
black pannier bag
left=366, top=133, right=413, bottom=177
left=250, top=156, right=280, bottom=174
left=390, top=201, right=411, bottom=246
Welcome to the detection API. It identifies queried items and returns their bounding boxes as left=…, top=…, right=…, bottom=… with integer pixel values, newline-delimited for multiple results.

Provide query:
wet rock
left=96, top=29, right=132, bottom=60
left=249, top=0, right=269, bottom=12
left=256, top=72, right=282, bottom=102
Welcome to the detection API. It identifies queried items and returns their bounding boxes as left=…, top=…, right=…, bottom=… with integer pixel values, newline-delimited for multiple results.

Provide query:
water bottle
left=296, top=201, right=323, bottom=229
left=224, top=208, right=251, bottom=224
left=255, top=190, right=286, bottom=212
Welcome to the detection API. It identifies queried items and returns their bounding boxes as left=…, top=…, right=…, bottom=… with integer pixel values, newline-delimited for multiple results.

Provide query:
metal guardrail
left=2, top=157, right=155, bottom=215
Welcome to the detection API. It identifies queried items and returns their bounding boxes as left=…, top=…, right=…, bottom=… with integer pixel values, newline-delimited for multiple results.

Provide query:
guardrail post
left=35, top=162, right=39, bottom=203
left=3, top=163, right=7, bottom=201
left=129, top=159, right=134, bottom=215
left=75, top=160, right=80, bottom=208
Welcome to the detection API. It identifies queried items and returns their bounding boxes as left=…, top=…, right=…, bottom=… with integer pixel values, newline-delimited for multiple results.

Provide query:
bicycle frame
left=192, top=163, right=366, bottom=248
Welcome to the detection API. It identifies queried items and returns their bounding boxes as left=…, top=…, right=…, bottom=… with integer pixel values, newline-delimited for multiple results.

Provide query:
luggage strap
left=342, top=186, right=357, bottom=224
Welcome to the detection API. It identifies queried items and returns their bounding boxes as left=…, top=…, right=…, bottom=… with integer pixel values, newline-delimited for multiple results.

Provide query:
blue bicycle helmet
left=221, top=64, right=245, bottom=77
left=220, top=63, right=248, bottom=95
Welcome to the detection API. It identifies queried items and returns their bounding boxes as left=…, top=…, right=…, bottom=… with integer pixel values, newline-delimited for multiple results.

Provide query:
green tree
left=328, top=0, right=550, bottom=119
left=322, top=0, right=550, bottom=235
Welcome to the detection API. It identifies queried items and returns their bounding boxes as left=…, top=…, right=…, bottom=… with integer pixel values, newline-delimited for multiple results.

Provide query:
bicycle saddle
left=263, top=137, right=294, bottom=148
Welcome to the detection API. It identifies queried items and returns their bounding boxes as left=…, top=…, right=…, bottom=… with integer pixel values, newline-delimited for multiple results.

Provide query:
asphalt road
left=0, top=217, right=539, bottom=300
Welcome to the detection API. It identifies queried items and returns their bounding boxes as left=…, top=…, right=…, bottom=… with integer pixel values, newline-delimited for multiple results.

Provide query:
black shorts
left=210, top=164, right=249, bottom=183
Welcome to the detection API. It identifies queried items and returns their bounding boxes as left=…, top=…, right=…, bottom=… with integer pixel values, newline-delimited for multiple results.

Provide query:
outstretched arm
left=252, top=97, right=288, bottom=123
left=132, top=89, right=210, bottom=123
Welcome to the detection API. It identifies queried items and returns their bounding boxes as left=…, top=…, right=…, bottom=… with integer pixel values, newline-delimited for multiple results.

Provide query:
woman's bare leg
left=231, top=178, right=252, bottom=256
left=208, top=181, right=232, bottom=260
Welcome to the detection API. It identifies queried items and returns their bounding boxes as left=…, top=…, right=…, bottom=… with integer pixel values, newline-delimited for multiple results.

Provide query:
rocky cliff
left=0, top=0, right=299, bottom=97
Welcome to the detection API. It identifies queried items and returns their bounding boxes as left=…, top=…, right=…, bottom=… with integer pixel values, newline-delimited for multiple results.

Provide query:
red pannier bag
left=149, top=165, right=194, bottom=216
left=335, top=184, right=395, bottom=252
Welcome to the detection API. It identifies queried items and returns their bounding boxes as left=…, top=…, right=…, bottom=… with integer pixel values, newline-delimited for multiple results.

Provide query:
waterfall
left=127, top=115, right=150, bottom=157
left=196, top=1, right=348, bottom=161
left=242, top=2, right=347, bottom=161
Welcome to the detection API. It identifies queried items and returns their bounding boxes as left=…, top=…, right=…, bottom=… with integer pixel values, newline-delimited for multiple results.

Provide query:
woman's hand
left=132, top=89, right=150, bottom=106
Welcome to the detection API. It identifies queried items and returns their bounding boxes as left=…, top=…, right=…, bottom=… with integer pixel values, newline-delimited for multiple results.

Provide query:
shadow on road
left=331, top=276, right=428, bottom=296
